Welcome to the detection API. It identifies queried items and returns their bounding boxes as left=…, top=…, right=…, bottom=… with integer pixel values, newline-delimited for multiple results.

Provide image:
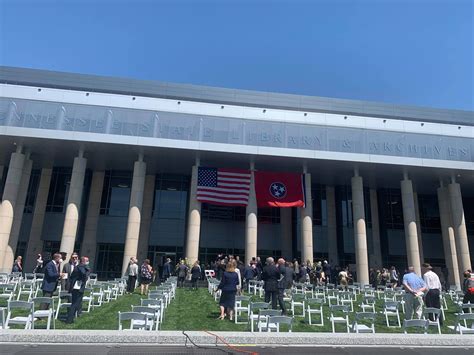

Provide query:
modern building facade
left=0, top=66, right=472, bottom=287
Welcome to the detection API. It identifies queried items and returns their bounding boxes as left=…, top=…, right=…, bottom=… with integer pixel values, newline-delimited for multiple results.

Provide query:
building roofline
left=1, top=66, right=472, bottom=126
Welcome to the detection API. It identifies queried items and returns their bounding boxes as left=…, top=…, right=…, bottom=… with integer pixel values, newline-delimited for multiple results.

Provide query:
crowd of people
left=11, top=251, right=474, bottom=325
left=10, top=252, right=91, bottom=325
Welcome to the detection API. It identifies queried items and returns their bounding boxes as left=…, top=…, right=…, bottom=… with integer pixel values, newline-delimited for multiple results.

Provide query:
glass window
left=418, top=194, right=441, bottom=233
left=258, top=207, right=280, bottom=224
left=100, top=171, right=132, bottom=216
left=24, top=169, right=41, bottom=213
left=46, top=168, right=72, bottom=213
left=312, top=184, right=326, bottom=226
left=152, top=174, right=190, bottom=219
left=379, top=189, right=404, bottom=229
left=95, top=243, right=124, bottom=280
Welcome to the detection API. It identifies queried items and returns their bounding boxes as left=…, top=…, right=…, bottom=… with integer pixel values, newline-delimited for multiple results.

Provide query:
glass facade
left=100, top=171, right=132, bottom=216
left=24, top=169, right=41, bottom=213
left=46, top=168, right=72, bottom=213
left=95, top=243, right=124, bottom=280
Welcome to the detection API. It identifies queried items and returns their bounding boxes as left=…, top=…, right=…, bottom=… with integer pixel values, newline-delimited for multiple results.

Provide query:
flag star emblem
left=270, top=182, right=287, bottom=199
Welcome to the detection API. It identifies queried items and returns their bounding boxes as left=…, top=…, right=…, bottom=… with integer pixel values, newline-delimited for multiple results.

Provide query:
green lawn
left=3, top=287, right=462, bottom=333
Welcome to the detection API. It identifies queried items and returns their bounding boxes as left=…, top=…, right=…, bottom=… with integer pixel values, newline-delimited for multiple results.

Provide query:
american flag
left=197, top=167, right=251, bottom=206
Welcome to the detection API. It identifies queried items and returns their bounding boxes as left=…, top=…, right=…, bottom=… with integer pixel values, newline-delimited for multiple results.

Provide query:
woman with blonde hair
left=217, top=261, right=239, bottom=320
left=190, top=260, right=201, bottom=290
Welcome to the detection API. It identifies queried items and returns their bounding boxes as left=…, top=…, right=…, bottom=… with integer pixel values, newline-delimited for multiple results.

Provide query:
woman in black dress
left=217, top=261, right=239, bottom=320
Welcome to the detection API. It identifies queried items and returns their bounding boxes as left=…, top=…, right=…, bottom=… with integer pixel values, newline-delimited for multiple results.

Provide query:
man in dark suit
left=66, top=256, right=90, bottom=324
left=277, top=258, right=291, bottom=315
left=162, top=258, right=172, bottom=281
left=41, top=253, right=63, bottom=297
left=62, top=253, right=78, bottom=291
left=262, top=257, right=282, bottom=311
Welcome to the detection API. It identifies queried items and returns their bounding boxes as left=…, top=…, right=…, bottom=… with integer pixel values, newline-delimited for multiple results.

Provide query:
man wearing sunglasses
left=62, top=253, right=79, bottom=291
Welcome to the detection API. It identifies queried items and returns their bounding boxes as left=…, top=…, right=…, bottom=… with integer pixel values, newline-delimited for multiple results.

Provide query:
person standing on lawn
left=140, top=259, right=153, bottom=295
left=191, top=260, right=201, bottom=290
left=126, top=257, right=138, bottom=293
left=65, top=256, right=90, bottom=324
left=422, top=263, right=443, bottom=325
left=403, top=266, right=427, bottom=320
left=217, top=261, right=239, bottom=320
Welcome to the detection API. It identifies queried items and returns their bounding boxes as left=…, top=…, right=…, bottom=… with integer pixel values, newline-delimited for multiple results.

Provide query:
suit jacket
left=42, top=260, right=60, bottom=292
left=262, top=264, right=280, bottom=292
left=68, top=264, right=90, bottom=293
left=62, top=262, right=76, bottom=290
left=279, top=265, right=294, bottom=289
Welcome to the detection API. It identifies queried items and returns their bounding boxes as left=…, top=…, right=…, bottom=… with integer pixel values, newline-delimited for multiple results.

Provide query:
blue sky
left=0, top=0, right=472, bottom=110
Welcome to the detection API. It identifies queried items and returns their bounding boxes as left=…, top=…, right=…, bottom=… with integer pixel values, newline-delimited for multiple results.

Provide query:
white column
left=351, top=170, right=369, bottom=285
left=137, top=175, right=155, bottom=262
left=185, top=162, right=202, bottom=265
left=301, top=172, right=313, bottom=265
left=245, top=162, right=257, bottom=264
left=326, top=185, right=338, bottom=265
left=121, top=155, right=146, bottom=275
left=437, top=185, right=461, bottom=289
left=24, top=168, right=52, bottom=271
left=280, top=207, right=292, bottom=260
left=79, top=171, right=105, bottom=268
left=0, top=146, right=26, bottom=273
left=413, top=192, right=424, bottom=263
left=59, top=150, right=87, bottom=266
left=448, top=179, right=472, bottom=274
left=401, top=174, right=421, bottom=275
left=2, top=154, right=32, bottom=271
left=369, top=189, right=383, bottom=268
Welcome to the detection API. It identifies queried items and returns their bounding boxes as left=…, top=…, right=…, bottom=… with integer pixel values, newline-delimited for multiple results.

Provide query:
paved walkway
left=1, top=330, right=473, bottom=348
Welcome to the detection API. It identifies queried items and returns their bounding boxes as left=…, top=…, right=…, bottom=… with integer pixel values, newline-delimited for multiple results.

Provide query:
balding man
left=262, top=257, right=280, bottom=310
left=402, top=266, right=427, bottom=320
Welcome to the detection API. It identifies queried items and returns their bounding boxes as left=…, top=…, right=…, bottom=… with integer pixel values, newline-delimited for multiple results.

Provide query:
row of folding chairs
left=118, top=277, right=178, bottom=331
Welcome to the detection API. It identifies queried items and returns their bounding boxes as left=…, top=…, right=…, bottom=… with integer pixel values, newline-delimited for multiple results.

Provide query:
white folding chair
left=55, top=291, right=72, bottom=320
left=453, top=313, right=474, bottom=335
left=329, top=305, right=350, bottom=333
left=5, top=300, right=34, bottom=329
left=290, top=293, right=305, bottom=317
left=306, top=298, right=324, bottom=326
left=248, top=302, right=270, bottom=332
left=266, top=315, right=293, bottom=333
left=234, top=295, right=250, bottom=324
left=131, top=306, right=158, bottom=330
left=32, top=297, right=55, bottom=330
left=351, top=312, right=376, bottom=333
left=422, top=307, right=441, bottom=334
left=403, top=319, right=429, bottom=334
left=118, top=311, right=148, bottom=330
left=383, top=301, right=401, bottom=328
left=257, top=309, right=282, bottom=332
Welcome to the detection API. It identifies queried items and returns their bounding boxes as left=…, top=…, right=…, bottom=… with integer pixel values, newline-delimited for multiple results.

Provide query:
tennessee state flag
left=254, top=171, right=306, bottom=208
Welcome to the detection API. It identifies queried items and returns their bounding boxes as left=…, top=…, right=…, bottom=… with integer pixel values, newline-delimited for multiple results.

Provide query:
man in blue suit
left=41, top=253, right=63, bottom=297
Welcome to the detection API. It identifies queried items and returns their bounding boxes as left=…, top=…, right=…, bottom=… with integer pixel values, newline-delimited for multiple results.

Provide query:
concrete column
left=137, top=175, right=155, bottom=262
left=369, top=189, right=383, bottom=268
left=245, top=163, right=257, bottom=264
left=301, top=173, right=313, bottom=265
left=185, top=163, right=202, bottom=265
left=2, top=155, right=32, bottom=271
left=448, top=180, right=472, bottom=274
left=401, top=175, right=421, bottom=275
left=326, top=185, right=338, bottom=266
left=0, top=146, right=26, bottom=273
left=413, top=192, right=424, bottom=263
left=351, top=171, right=369, bottom=285
left=280, top=207, right=293, bottom=260
left=24, top=168, right=52, bottom=271
left=437, top=185, right=461, bottom=289
left=79, top=171, right=105, bottom=268
left=121, top=156, right=146, bottom=276
left=59, top=151, right=87, bottom=267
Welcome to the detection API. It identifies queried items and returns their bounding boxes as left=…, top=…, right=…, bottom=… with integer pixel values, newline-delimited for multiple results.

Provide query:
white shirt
left=423, top=270, right=442, bottom=291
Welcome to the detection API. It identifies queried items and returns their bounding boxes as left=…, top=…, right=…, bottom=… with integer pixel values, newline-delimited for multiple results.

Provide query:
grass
left=3, top=286, right=463, bottom=333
